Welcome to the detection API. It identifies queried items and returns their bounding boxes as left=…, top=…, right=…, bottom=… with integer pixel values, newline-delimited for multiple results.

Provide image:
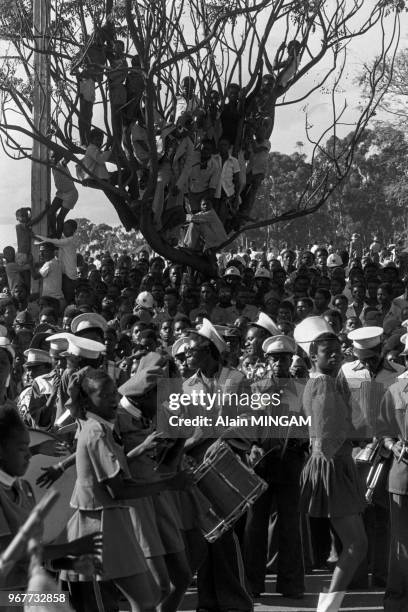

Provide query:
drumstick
left=93, top=577, right=106, bottom=612
left=251, top=444, right=282, bottom=468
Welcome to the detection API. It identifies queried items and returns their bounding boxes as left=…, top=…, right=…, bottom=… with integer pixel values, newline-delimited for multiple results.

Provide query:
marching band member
left=294, top=317, right=367, bottom=612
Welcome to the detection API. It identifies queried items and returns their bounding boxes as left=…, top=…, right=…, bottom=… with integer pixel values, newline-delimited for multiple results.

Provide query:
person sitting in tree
left=183, top=197, right=228, bottom=256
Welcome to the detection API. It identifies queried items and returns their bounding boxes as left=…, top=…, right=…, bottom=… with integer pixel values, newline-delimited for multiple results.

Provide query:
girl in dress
left=294, top=317, right=367, bottom=612
left=64, top=367, right=190, bottom=612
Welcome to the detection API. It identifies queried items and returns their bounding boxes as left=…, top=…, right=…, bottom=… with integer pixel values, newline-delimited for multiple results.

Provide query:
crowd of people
left=1, top=220, right=408, bottom=612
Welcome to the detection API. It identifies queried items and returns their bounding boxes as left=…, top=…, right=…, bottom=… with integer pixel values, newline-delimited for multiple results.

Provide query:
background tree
left=0, top=0, right=404, bottom=275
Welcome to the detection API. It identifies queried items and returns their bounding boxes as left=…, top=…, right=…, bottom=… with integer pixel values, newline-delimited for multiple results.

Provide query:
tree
left=0, top=0, right=404, bottom=275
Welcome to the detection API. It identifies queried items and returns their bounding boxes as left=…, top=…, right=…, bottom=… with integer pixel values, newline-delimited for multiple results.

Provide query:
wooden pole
left=31, top=0, right=50, bottom=242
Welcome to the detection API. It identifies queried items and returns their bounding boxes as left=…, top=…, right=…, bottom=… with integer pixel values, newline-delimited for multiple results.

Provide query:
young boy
left=30, top=242, right=64, bottom=317
left=3, top=246, right=31, bottom=293
left=34, top=219, right=78, bottom=305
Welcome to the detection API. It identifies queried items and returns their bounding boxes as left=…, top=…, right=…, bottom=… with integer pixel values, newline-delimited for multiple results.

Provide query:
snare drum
left=26, top=430, right=76, bottom=543
left=193, top=442, right=267, bottom=543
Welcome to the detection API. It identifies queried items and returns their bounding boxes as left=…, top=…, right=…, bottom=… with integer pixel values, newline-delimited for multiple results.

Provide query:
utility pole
left=31, top=0, right=50, bottom=240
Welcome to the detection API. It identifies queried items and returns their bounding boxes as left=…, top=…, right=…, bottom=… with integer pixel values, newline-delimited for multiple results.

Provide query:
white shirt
left=38, top=235, right=78, bottom=280
left=213, top=154, right=240, bottom=198
left=80, top=144, right=111, bottom=180
left=39, top=258, right=63, bottom=299
left=86, top=411, right=115, bottom=431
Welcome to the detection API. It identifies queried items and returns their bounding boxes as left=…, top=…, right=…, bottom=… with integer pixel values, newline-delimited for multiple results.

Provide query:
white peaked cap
left=347, top=326, right=383, bottom=349
left=294, top=316, right=336, bottom=356
left=192, top=318, right=227, bottom=354
left=61, top=335, right=106, bottom=359
left=250, top=312, right=280, bottom=337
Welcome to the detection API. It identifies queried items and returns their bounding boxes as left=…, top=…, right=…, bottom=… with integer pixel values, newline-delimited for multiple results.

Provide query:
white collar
left=86, top=411, right=115, bottom=431
left=0, top=468, right=17, bottom=489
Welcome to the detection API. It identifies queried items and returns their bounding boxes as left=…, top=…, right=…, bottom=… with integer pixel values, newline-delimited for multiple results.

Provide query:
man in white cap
left=182, top=318, right=253, bottom=612
left=71, top=312, right=108, bottom=343
left=16, top=348, right=53, bottom=428
left=244, top=334, right=305, bottom=600
left=239, top=312, right=280, bottom=381
left=340, top=326, right=404, bottom=590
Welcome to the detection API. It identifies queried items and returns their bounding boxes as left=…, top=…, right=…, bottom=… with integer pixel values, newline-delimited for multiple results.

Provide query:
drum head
left=25, top=455, right=76, bottom=544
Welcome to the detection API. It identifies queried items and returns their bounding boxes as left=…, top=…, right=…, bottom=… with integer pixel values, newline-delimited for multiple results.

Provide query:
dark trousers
left=62, top=274, right=77, bottom=305
left=244, top=480, right=305, bottom=595
left=197, top=529, right=253, bottom=611
left=79, top=97, right=93, bottom=146
left=350, top=502, right=389, bottom=588
left=384, top=493, right=408, bottom=611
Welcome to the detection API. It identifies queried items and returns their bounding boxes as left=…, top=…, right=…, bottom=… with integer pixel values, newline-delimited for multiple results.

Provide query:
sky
left=0, top=5, right=407, bottom=248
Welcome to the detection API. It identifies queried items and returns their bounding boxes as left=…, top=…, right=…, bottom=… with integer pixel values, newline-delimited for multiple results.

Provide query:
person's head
left=295, top=297, right=314, bottom=321
left=39, top=307, right=57, bottom=326
left=281, top=249, right=295, bottom=268
left=200, top=282, right=216, bottom=304
left=200, top=139, right=213, bottom=162
left=366, top=278, right=380, bottom=300
left=159, top=319, right=173, bottom=344
left=272, top=268, right=287, bottom=289
left=293, top=274, right=310, bottom=298
left=39, top=242, right=57, bottom=264
left=309, top=334, right=341, bottom=376
left=75, top=286, right=94, bottom=309
left=363, top=307, right=383, bottom=327
left=323, top=309, right=343, bottom=335
left=287, top=39, right=302, bottom=55
left=133, top=329, right=157, bottom=359
left=226, top=83, right=240, bottom=102
left=260, top=73, right=275, bottom=93
left=15, top=207, right=30, bottom=224
left=11, top=283, right=28, bottom=305
left=182, top=75, right=195, bottom=97
left=377, top=282, right=393, bottom=307
left=0, top=297, right=17, bottom=328
left=332, top=294, right=348, bottom=318
left=0, top=405, right=30, bottom=477
left=185, top=332, right=220, bottom=371
left=330, top=277, right=345, bottom=296
left=277, top=300, right=294, bottom=322
left=149, top=256, right=165, bottom=278
left=151, top=282, right=165, bottom=307
left=131, top=320, right=148, bottom=345
left=164, top=287, right=179, bottom=313
left=345, top=316, right=361, bottom=333
left=62, top=219, right=77, bottom=237
left=244, top=325, right=268, bottom=359
left=218, top=137, right=231, bottom=157
left=0, top=343, right=13, bottom=402
left=173, top=314, right=190, bottom=339
left=82, top=370, right=119, bottom=421
left=3, top=246, right=15, bottom=263
left=300, top=251, right=314, bottom=268
left=168, top=265, right=182, bottom=286
left=89, top=128, right=104, bottom=148
left=200, top=198, right=212, bottom=213
left=314, top=288, right=331, bottom=314
left=351, top=283, right=366, bottom=304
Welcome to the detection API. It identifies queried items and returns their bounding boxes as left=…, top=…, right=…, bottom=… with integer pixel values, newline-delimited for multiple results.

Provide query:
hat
left=254, top=268, right=270, bottom=280
left=326, top=254, right=343, bottom=268
left=382, top=260, right=397, bottom=270
left=23, top=348, right=52, bottom=368
left=250, top=312, right=280, bottom=337
left=262, top=335, right=296, bottom=355
left=71, top=313, right=108, bottom=335
left=214, top=325, right=241, bottom=339
left=135, top=291, right=154, bottom=310
left=224, top=266, right=241, bottom=278
left=118, top=352, right=165, bottom=398
left=60, top=336, right=106, bottom=360
left=189, top=318, right=227, bottom=354
left=347, top=326, right=383, bottom=358
left=172, top=337, right=189, bottom=359
left=45, top=332, right=73, bottom=357
left=294, top=316, right=336, bottom=356
left=0, top=336, right=14, bottom=360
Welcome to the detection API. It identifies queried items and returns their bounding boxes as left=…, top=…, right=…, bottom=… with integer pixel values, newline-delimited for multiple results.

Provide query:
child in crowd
left=3, top=246, right=31, bottom=294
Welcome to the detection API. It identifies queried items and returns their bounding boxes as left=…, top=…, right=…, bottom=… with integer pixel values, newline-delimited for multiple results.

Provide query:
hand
left=36, top=465, right=64, bottom=488
left=204, top=439, right=223, bottom=462
left=72, top=555, right=103, bottom=577
left=169, top=470, right=195, bottom=491
left=248, top=445, right=264, bottom=467
left=66, top=532, right=103, bottom=558
left=33, top=439, right=69, bottom=457
left=392, top=441, right=404, bottom=460
left=140, top=431, right=163, bottom=454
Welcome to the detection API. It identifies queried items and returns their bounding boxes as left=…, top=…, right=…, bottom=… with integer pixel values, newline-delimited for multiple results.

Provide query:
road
left=179, top=571, right=384, bottom=612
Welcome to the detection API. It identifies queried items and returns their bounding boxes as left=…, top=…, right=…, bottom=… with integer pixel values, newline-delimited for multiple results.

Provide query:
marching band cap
left=71, top=313, right=108, bottom=335
left=60, top=335, right=106, bottom=360
left=294, top=316, right=336, bottom=357
left=45, top=332, right=73, bottom=356
left=214, top=325, right=241, bottom=339
left=23, top=348, right=52, bottom=368
left=223, top=266, right=241, bottom=278
left=249, top=312, right=280, bottom=337
left=172, top=337, right=189, bottom=358
left=347, top=326, right=383, bottom=358
left=118, top=352, right=166, bottom=398
left=188, top=317, right=227, bottom=355
left=254, top=268, right=271, bottom=280
left=263, top=335, right=297, bottom=355
left=0, top=336, right=14, bottom=360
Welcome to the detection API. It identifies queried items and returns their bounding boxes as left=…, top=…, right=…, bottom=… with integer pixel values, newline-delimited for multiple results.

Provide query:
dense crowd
left=1, top=227, right=408, bottom=612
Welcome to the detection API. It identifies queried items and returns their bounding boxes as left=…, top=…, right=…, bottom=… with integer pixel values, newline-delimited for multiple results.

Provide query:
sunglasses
left=175, top=354, right=187, bottom=363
